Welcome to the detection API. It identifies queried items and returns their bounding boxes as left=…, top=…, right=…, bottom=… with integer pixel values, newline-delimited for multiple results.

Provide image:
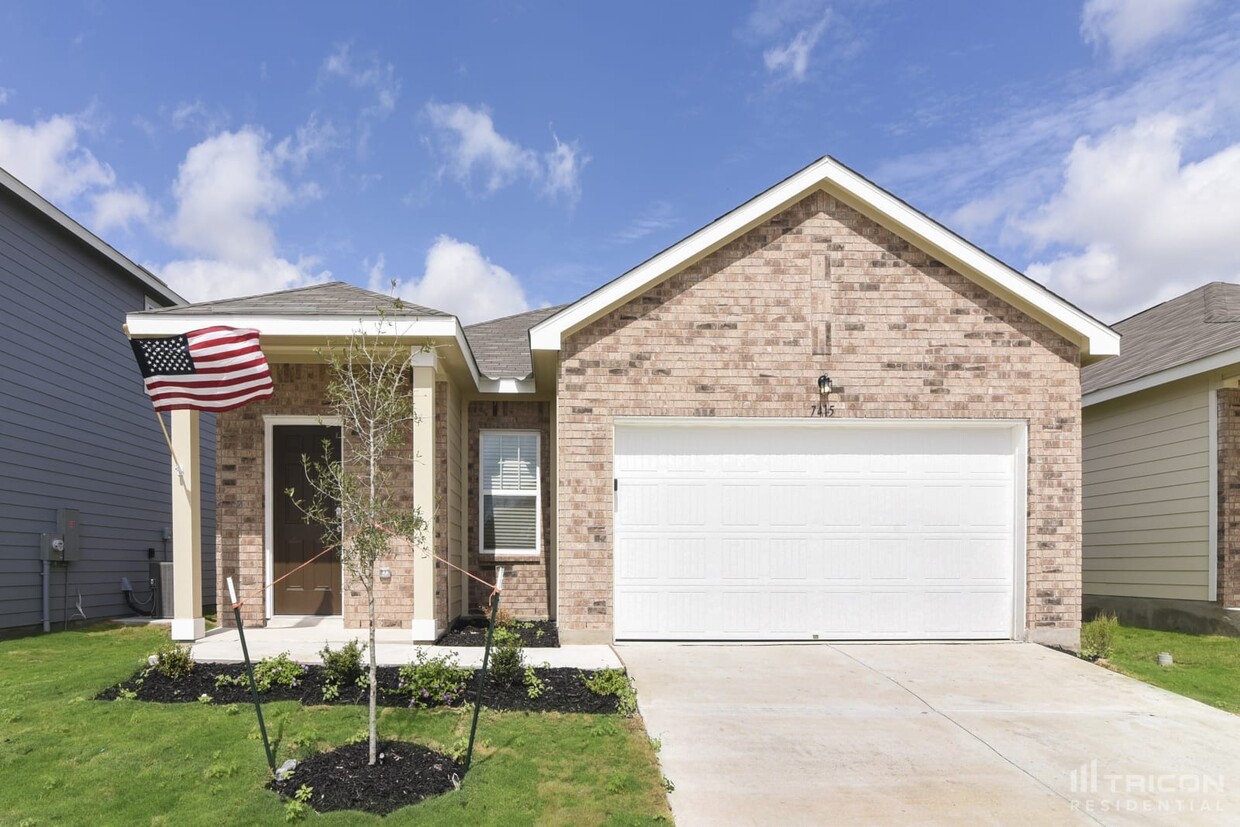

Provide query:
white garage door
left=613, top=421, right=1021, bottom=640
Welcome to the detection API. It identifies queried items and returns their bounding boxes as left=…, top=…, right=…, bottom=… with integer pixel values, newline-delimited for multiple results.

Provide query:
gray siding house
left=0, top=166, right=216, bottom=632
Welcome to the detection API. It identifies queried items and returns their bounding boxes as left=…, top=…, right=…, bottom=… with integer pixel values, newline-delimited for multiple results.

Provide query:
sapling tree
left=291, top=311, right=428, bottom=766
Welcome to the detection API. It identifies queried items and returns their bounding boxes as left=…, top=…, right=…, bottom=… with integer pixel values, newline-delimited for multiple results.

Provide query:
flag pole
left=154, top=410, right=185, bottom=481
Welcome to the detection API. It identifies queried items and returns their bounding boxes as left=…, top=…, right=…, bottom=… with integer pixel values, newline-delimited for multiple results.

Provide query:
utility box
left=41, top=509, right=81, bottom=563
left=150, top=561, right=175, bottom=619
left=57, top=508, right=80, bottom=562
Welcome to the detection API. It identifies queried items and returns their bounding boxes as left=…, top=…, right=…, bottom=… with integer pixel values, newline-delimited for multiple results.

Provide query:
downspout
left=41, top=559, right=50, bottom=632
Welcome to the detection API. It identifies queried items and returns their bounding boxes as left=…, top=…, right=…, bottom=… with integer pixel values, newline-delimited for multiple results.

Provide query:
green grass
left=0, top=624, right=671, bottom=826
left=1107, top=624, right=1240, bottom=713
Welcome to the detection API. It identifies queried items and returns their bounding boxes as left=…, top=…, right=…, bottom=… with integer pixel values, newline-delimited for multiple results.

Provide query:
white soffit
left=529, top=156, right=1119, bottom=361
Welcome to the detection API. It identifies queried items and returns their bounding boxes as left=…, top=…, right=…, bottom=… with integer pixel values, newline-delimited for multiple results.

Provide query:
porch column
left=411, top=350, right=438, bottom=641
left=170, top=409, right=205, bottom=641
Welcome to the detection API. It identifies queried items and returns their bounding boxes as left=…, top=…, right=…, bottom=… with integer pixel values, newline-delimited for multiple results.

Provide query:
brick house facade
left=132, top=157, right=1117, bottom=647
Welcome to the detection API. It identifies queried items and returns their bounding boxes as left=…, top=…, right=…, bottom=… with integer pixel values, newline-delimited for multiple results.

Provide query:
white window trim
left=479, top=429, right=542, bottom=558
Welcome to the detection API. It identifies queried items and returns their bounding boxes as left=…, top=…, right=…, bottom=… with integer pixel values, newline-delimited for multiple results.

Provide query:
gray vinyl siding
left=0, top=187, right=216, bottom=630
left=1083, top=376, right=1211, bottom=601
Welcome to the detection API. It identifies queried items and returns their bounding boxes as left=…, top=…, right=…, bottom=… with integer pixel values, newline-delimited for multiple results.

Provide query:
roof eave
left=1083, top=344, right=1240, bottom=406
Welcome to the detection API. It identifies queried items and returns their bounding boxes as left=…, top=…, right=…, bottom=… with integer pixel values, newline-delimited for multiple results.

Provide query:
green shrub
left=1079, top=613, right=1119, bottom=661
left=215, top=652, right=307, bottom=692
left=153, top=643, right=194, bottom=680
left=581, top=668, right=637, bottom=716
left=319, top=639, right=365, bottom=693
left=523, top=665, right=545, bottom=699
left=489, top=626, right=524, bottom=685
left=398, top=649, right=471, bottom=707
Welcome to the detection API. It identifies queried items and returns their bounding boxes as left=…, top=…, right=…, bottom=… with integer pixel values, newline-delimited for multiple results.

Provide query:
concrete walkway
left=190, top=620, right=622, bottom=669
left=619, top=642, right=1240, bottom=826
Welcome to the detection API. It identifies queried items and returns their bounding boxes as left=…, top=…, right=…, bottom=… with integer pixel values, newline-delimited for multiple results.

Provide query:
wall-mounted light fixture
left=817, top=374, right=833, bottom=396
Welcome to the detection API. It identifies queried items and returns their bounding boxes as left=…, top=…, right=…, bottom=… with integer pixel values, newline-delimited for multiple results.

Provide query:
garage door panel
left=614, top=423, right=1018, bottom=640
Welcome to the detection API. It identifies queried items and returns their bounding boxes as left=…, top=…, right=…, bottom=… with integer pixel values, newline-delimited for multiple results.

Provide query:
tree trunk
left=368, top=582, right=378, bottom=766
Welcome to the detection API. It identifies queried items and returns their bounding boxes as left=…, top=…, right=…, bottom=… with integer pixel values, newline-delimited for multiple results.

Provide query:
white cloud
left=90, top=186, right=154, bottom=233
left=375, top=237, right=530, bottom=325
left=157, top=126, right=328, bottom=301
left=612, top=200, right=678, bottom=244
left=424, top=102, right=586, bottom=203
left=322, top=43, right=400, bottom=116
left=1082, top=0, right=1206, bottom=63
left=763, top=14, right=830, bottom=81
left=0, top=113, right=114, bottom=202
left=160, top=255, right=329, bottom=304
left=273, top=113, right=339, bottom=171
left=0, top=87, right=11, bottom=105
left=1021, top=114, right=1240, bottom=320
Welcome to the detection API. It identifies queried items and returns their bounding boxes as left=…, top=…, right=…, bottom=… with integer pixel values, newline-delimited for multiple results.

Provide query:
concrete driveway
left=619, top=643, right=1240, bottom=826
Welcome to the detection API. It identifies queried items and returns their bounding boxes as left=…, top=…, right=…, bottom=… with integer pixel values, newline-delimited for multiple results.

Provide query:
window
left=480, top=431, right=540, bottom=556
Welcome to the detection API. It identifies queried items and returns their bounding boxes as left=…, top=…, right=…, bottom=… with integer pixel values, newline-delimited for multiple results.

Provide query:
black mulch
left=95, top=662, right=621, bottom=714
left=269, top=740, right=462, bottom=816
left=437, top=617, right=560, bottom=648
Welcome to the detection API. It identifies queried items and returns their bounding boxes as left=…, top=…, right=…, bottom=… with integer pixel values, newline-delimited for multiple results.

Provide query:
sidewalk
left=189, top=620, right=622, bottom=669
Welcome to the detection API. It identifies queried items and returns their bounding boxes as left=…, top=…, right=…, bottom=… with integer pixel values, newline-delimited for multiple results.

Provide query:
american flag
left=130, top=326, right=274, bottom=412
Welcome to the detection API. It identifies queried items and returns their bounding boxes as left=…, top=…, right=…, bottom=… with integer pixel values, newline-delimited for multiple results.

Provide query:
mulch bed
left=269, top=741, right=462, bottom=816
left=95, top=662, right=621, bottom=714
left=437, top=617, right=560, bottom=648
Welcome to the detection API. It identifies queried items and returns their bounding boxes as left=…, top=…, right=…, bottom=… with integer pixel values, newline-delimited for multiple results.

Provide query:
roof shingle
left=1082, top=282, right=1240, bottom=394
left=465, top=305, right=566, bottom=379
left=135, top=281, right=448, bottom=317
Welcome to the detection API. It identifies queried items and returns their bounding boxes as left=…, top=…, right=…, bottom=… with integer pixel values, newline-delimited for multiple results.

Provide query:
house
left=126, top=157, right=1118, bottom=647
left=1082, top=282, right=1240, bottom=634
left=0, top=165, right=216, bottom=633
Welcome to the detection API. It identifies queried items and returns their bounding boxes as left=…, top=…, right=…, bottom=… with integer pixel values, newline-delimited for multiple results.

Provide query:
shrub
left=489, top=626, right=524, bottom=685
left=215, top=652, right=307, bottom=692
left=319, top=639, right=365, bottom=690
left=523, top=665, right=545, bottom=699
left=398, top=649, right=471, bottom=707
left=1079, top=613, right=1119, bottom=661
left=153, top=643, right=194, bottom=680
left=581, top=668, right=637, bottom=716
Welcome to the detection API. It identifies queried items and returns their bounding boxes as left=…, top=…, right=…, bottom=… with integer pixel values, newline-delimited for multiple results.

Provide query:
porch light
left=817, top=375, right=832, bottom=395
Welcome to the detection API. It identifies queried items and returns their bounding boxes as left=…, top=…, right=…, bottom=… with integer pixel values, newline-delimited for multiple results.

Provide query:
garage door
left=613, top=421, right=1021, bottom=640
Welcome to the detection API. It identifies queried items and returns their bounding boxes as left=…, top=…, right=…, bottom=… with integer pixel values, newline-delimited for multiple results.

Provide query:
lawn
left=0, top=623, right=671, bottom=826
left=1107, top=624, right=1240, bottom=714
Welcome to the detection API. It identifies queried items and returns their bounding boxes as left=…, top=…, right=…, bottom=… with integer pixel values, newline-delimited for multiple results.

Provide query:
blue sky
left=0, top=0, right=1236, bottom=323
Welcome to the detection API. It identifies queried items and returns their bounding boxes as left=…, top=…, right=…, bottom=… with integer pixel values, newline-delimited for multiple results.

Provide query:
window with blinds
left=481, top=431, right=540, bottom=555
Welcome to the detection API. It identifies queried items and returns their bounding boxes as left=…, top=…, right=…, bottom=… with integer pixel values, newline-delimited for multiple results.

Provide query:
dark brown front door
left=273, top=425, right=342, bottom=615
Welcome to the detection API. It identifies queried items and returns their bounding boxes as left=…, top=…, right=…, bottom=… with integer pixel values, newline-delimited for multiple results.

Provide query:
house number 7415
left=810, top=402, right=835, bottom=417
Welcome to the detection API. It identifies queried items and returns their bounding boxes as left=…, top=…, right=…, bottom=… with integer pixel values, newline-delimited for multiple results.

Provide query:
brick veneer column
left=1218, top=388, right=1240, bottom=607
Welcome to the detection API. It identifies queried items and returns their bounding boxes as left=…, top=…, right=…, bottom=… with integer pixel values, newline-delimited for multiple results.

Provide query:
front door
left=273, top=424, right=342, bottom=615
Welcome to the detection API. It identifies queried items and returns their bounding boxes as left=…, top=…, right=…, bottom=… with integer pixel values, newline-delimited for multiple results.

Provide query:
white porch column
left=170, top=409, right=204, bottom=641
left=411, top=350, right=438, bottom=642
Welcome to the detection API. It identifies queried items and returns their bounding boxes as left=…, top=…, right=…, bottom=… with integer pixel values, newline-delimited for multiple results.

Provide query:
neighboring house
left=0, top=166, right=216, bottom=632
left=128, top=157, right=1117, bottom=647
left=1082, top=282, right=1240, bottom=634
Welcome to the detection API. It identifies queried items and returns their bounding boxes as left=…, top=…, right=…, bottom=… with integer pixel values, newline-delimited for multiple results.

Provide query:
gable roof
left=530, top=156, right=1119, bottom=363
left=464, top=304, right=568, bottom=379
left=0, top=165, right=184, bottom=307
left=134, top=281, right=448, bottom=317
left=1083, top=282, right=1240, bottom=404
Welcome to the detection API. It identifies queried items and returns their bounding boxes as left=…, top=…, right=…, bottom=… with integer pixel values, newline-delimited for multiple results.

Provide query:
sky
left=0, top=0, right=1237, bottom=324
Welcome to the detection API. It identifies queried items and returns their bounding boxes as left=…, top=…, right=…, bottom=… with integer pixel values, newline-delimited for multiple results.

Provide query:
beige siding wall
left=1083, top=376, right=1212, bottom=601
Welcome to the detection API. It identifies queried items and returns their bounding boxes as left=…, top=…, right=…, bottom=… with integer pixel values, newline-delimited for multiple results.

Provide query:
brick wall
left=556, top=189, right=1082, bottom=637
left=467, top=400, right=553, bottom=619
left=215, top=363, right=416, bottom=629
left=1219, top=389, right=1240, bottom=606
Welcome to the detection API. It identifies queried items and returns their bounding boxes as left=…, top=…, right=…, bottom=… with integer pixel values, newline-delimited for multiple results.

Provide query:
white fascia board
left=1083, top=345, right=1240, bottom=406
left=124, top=313, right=460, bottom=339
left=530, top=157, right=1119, bottom=360
left=0, top=167, right=186, bottom=307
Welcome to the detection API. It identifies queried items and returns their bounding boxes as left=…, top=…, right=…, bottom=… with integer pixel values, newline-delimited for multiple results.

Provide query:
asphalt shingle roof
left=1082, top=282, right=1240, bottom=394
left=135, top=282, right=449, bottom=317
left=464, top=305, right=567, bottom=379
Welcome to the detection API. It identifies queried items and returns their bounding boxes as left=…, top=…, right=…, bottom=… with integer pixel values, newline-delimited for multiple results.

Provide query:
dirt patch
left=95, top=662, right=621, bottom=714
left=437, top=617, right=559, bottom=648
left=269, top=740, right=461, bottom=816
